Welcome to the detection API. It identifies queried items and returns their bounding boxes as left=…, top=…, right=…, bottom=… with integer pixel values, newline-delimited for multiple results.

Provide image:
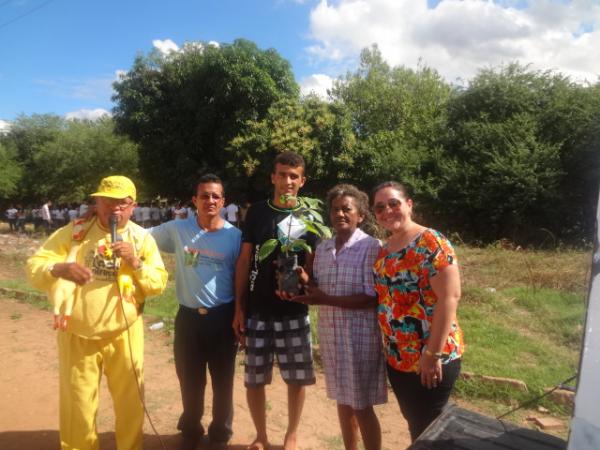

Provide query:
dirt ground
left=0, top=296, right=410, bottom=450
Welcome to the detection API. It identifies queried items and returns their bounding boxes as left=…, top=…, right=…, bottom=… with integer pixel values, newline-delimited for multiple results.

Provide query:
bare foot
left=247, top=437, right=270, bottom=450
left=283, top=432, right=297, bottom=450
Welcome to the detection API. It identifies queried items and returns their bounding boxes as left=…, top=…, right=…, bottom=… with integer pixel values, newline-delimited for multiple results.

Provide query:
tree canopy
left=3, top=39, right=599, bottom=245
left=0, top=115, right=138, bottom=204
left=439, top=64, right=600, bottom=243
left=112, top=39, right=299, bottom=197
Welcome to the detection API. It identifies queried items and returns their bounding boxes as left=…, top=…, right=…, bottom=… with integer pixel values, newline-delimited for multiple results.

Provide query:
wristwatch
left=47, top=263, right=57, bottom=277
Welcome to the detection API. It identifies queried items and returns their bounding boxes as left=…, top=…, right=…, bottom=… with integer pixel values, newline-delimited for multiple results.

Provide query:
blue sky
left=1, top=0, right=599, bottom=126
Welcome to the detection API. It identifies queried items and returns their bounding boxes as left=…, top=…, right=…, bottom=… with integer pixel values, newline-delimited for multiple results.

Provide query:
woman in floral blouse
left=371, top=181, right=463, bottom=442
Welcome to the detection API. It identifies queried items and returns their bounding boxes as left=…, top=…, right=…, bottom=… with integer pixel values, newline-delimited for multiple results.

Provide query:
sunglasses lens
left=374, top=199, right=402, bottom=214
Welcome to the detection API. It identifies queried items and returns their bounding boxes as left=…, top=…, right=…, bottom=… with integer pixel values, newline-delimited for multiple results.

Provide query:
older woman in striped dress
left=290, top=184, right=386, bottom=450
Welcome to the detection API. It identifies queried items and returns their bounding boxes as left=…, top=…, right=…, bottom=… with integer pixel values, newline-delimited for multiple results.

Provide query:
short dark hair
left=273, top=151, right=305, bottom=173
left=371, top=181, right=411, bottom=203
left=326, top=184, right=370, bottom=218
left=193, top=174, right=224, bottom=196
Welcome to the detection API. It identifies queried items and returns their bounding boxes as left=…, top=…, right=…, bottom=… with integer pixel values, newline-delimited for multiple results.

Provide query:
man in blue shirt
left=151, top=174, right=241, bottom=450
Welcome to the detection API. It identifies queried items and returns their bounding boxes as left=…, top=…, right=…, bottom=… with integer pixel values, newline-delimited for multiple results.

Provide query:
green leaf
left=258, top=239, right=279, bottom=262
left=299, top=196, right=323, bottom=209
left=280, top=194, right=297, bottom=205
left=314, top=222, right=332, bottom=239
left=291, top=239, right=312, bottom=253
left=306, top=209, right=324, bottom=224
left=301, top=220, right=320, bottom=236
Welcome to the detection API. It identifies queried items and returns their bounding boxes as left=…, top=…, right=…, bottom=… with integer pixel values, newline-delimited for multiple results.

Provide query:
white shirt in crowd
left=140, top=205, right=151, bottom=222
left=6, top=208, right=17, bottom=219
left=133, top=206, right=144, bottom=223
left=68, top=209, right=78, bottom=221
left=173, top=207, right=187, bottom=220
left=150, top=206, right=161, bottom=221
left=225, top=203, right=239, bottom=222
left=41, top=203, right=52, bottom=222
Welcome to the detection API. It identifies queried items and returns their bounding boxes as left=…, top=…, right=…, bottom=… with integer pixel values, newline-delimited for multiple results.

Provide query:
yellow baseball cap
left=91, top=175, right=137, bottom=201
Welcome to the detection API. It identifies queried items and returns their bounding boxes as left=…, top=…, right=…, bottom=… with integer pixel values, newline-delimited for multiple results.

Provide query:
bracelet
left=424, top=349, right=443, bottom=359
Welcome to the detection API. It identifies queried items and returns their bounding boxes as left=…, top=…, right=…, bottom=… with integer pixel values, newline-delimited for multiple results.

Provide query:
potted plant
left=258, top=194, right=331, bottom=295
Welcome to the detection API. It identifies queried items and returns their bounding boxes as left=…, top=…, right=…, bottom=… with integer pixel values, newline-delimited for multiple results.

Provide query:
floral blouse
left=373, top=228, right=463, bottom=373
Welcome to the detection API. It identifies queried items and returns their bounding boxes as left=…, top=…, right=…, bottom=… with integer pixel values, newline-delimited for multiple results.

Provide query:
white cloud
left=65, top=108, right=111, bottom=121
left=300, top=73, right=334, bottom=99
left=0, top=119, right=11, bottom=134
left=153, top=39, right=180, bottom=55
left=306, top=0, right=600, bottom=83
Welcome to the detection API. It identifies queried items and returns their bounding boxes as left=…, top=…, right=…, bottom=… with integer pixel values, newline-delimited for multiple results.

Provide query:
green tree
left=0, top=142, right=22, bottom=198
left=330, top=46, right=452, bottom=207
left=2, top=114, right=65, bottom=201
left=227, top=96, right=356, bottom=199
left=440, top=63, right=593, bottom=243
left=113, top=39, right=299, bottom=198
left=31, top=118, right=139, bottom=203
left=1, top=115, right=139, bottom=204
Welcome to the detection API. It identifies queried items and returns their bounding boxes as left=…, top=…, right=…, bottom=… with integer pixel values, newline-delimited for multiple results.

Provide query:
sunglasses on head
left=373, top=198, right=403, bottom=214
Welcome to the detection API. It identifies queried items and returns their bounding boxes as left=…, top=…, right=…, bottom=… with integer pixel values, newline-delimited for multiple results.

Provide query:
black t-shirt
left=242, top=199, right=318, bottom=318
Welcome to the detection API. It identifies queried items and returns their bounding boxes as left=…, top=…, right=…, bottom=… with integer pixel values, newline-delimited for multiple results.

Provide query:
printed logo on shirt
left=183, top=245, right=225, bottom=271
left=85, top=241, right=118, bottom=281
left=249, top=244, right=260, bottom=292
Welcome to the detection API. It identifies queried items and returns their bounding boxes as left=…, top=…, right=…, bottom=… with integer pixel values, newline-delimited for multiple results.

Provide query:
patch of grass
left=459, top=246, right=589, bottom=294
left=0, top=279, right=52, bottom=310
left=458, top=282, right=582, bottom=412
left=10, top=312, right=22, bottom=320
left=506, top=287, right=586, bottom=349
left=0, top=278, right=37, bottom=292
left=142, top=282, right=179, bottom=334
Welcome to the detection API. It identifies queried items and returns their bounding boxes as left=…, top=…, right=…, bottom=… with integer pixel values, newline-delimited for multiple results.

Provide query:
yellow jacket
left=27, top=218, right=168, bottom=339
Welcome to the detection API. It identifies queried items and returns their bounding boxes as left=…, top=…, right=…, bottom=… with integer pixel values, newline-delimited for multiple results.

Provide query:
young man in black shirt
left=233, top=151, right=316, bottom=450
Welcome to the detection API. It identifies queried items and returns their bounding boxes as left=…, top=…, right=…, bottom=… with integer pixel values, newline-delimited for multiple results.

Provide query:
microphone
left=109, top=215, right=119, bottom=244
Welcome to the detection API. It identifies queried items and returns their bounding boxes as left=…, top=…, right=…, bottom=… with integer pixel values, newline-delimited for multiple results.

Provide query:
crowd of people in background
left=1, top=199, right=251, bottom=234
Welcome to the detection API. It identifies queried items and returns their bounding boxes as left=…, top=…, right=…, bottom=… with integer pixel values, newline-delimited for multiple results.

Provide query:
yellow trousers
left=58, top=317, right=144, bottom=450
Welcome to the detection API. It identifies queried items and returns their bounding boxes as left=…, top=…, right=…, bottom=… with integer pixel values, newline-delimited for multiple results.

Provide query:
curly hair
left=325, top=183, right=385, bottom=237
left=326, top=184, right=370, bottom=217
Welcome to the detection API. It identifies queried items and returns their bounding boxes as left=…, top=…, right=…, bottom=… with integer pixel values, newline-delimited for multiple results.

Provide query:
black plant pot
left=276, top=253, right=300, bottom=296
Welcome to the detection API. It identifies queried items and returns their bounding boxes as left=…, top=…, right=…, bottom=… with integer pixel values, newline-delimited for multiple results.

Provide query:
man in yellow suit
left=27, top=175, right=168, bottom=450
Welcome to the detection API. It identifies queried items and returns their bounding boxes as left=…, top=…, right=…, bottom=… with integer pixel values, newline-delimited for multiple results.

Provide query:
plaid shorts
left=244, top=313, right=316, bottom=387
